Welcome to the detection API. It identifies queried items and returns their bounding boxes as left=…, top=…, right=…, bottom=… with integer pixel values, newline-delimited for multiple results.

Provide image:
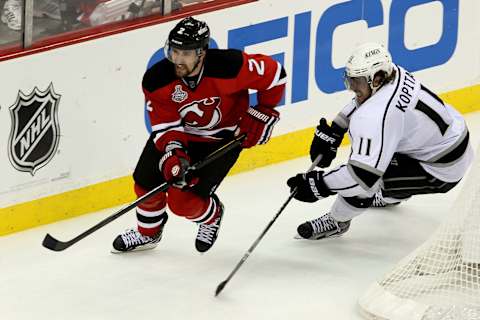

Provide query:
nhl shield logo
left=8, top=83, right=61, bottom=175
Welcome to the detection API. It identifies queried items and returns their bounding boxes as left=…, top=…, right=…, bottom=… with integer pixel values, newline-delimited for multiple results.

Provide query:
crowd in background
left=0, top=0, right=203, bottom=49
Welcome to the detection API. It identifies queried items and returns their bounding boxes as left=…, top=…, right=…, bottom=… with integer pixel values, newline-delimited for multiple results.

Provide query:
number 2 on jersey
left=248, top=59, right=265, bottom=76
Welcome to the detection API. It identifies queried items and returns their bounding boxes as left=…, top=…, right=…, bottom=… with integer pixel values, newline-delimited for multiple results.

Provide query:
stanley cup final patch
left=8, top=83, right=61, bottom=175
left=171, top=85, right=188, bottom=103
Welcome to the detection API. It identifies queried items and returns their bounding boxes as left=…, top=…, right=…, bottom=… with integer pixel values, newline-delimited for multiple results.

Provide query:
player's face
left=344, top=76, right=372, bottom=104
left=169, top=47, right=202, bottom=77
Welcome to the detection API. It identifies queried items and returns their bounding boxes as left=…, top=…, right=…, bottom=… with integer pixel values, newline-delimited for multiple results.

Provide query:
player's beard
left=175, top=64, right=193, bottom=78
left=174, top=55, right=203, bottom=78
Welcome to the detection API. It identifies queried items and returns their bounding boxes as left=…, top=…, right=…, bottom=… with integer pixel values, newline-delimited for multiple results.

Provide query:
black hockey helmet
left=167, top=16, right=210, bottom=51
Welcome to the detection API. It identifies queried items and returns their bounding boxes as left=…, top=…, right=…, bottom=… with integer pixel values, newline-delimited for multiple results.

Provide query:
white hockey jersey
left=323, top=65, right=473, bottom=198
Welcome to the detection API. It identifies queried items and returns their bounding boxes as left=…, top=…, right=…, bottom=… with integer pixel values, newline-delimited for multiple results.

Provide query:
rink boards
left=0, top=0, right=479, bottom=235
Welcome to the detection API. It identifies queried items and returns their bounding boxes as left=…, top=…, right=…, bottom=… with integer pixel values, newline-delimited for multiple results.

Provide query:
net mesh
left=359, top=148, right=480, bottom=320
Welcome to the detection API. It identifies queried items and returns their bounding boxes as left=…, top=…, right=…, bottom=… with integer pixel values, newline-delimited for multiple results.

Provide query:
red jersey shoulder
left=142, top=58, right=177, bottom=93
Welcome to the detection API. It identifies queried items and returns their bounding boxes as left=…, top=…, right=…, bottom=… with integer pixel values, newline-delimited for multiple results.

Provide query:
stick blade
left=42, top=233, right=70, bottom=251
left=215, top=280, right=227, bottom=297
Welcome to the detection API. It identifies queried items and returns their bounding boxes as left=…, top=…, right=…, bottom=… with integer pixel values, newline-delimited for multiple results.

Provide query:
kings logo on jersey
left=179, top=97, right=222, bottom=130
left=8, top=83, right=61, bottom=176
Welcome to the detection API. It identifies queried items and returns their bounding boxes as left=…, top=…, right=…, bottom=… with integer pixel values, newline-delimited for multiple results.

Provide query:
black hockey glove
left=310, top=118, right=347, bottom=168
left=286, top=171, right=336, bottom=203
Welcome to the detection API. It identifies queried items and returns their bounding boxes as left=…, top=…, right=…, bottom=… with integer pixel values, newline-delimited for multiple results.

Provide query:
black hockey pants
left=381, top=153, right=459, bottom=200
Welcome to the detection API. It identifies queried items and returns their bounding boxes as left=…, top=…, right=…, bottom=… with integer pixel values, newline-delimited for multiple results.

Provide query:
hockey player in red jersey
left=112, top=16, right=286, bottom=253
left=286, top=42, right=473, bottom=241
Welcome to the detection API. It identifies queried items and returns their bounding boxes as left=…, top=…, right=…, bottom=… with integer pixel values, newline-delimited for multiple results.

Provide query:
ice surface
left=1, top=112, right=479, bottom=320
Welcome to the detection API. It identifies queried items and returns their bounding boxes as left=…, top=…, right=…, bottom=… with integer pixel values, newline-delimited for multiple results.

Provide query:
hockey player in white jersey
left=287, top=42, right=474, bottom=240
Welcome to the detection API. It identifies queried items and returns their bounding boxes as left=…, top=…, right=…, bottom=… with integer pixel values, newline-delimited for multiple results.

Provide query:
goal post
left=358, top=147, right=480, bottom=320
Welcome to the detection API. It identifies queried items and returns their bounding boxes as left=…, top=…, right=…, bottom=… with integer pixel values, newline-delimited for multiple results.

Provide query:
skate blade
left=110, top=243, right=158, bottom=254
left=293, top=233, right=345, bottom=241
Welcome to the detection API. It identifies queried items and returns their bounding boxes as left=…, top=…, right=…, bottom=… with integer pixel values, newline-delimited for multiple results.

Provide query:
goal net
left=358, top=148, right=480, bottom=320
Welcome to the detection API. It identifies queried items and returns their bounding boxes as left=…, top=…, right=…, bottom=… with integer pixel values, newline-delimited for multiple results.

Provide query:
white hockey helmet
left=344, top=42, right=393, bottom=91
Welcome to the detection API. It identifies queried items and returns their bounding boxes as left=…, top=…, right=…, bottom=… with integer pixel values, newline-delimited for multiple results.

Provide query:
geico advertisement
left=0, top=0, right=477, bottom=207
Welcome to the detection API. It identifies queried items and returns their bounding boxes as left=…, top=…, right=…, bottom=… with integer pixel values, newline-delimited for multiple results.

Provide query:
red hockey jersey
left=142, top=49, right=286, bottom=153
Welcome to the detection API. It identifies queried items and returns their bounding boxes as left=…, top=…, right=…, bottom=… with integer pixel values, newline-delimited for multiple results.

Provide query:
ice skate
left=112, top=215, right=168, bottom=253
left=296, top=213, right=350, bottom=240
left=195, top=197, right=224, bottom=253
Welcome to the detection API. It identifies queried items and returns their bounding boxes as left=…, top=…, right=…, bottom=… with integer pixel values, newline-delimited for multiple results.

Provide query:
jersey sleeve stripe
left=347, top=165, right=372, bottom=191
left=348, top=160, right=383, bottom=190
left=153, top=127, right=185, bottom=145
left=333, top=113, right=350, bottom=130
left=266, top=62, right=287, bottom=90
left=348, top=163, right=382, bottom=189
left=426, top=129, right=470, bottom=164
left=349, top=159, right=383, bottom=176
left=151, top=119, right=182, bottom=132
left=185, top=125, right=238, bottom=138
left=330, top=184, right=359, bottom=191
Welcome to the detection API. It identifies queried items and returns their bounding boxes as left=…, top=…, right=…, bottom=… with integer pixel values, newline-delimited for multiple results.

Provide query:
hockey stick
left=215, top=155, right=322, bottom=297
left=42, top=134, right=246, bottom=252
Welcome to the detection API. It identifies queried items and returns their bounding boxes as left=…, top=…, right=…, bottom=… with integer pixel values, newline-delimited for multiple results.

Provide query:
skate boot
left=111, top=214, right=168, bottom=253
left=297, top=212, right=350, bottom=240
left=195, top=196, right=224, bottom=253
left=371, top=190, right=402, bottom=207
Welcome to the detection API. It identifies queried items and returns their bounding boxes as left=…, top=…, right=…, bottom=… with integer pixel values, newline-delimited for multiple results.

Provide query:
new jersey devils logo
left=179, top=97, right=222, bottom=129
